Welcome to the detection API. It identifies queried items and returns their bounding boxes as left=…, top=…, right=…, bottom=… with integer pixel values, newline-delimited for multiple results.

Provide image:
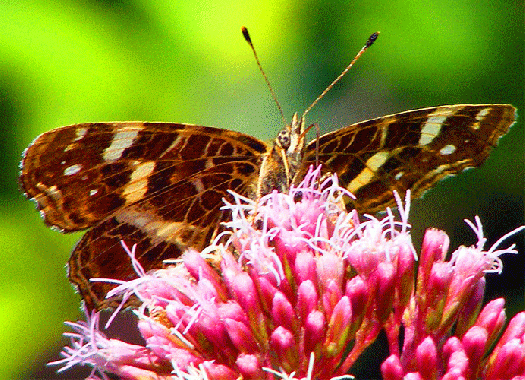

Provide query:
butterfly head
left=256, top=113, right=307, bottom=197
left=275, top=113, right=306, bottom=160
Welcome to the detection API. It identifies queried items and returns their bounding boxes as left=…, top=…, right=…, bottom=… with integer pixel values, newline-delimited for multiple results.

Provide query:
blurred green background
left=1, top=0, right=523, bottom=379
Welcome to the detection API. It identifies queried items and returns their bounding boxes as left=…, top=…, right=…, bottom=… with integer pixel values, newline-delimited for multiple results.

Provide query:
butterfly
left=19, top=29, right=516, bottom=310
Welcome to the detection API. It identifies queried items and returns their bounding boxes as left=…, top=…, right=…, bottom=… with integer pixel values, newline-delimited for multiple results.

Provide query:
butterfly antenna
left=242, top=26, right=287, bottom=126
left=302, top=31, right=380, bottom=120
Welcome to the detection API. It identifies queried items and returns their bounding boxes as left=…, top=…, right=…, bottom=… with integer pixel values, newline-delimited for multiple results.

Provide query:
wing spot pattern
left=347, top=151, right=390, bottom=193
left=74, top=127, right=88, bottom=141
left=103, top=129, right=140, bottom=162
left=470, top=107, right=491, bottom=130
left=64, top=164, right=82, bottom=176
left=123, top=161, right=156, bottom=204
left=419, top=116, right=445, bottom=145
left=190, top=178, right=205, bottom=193
left=440, top=144, right=456, bottom=155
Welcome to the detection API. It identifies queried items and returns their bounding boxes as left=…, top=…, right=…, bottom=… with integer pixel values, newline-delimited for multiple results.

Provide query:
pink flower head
left=51, top=167, right=525, bottom=380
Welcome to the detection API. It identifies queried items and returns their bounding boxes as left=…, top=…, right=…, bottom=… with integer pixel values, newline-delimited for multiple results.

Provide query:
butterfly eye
left=277, top=129, right=291, bottom=149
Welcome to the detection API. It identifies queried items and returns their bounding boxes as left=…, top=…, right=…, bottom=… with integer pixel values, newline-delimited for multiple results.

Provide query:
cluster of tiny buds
left=51, top=167, right=525, bottom=380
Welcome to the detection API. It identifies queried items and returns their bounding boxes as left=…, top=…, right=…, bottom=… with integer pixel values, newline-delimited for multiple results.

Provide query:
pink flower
left=51, top=167, right=525, bottom=380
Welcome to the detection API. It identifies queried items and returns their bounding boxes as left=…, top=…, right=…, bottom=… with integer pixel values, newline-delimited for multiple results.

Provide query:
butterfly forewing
left=20, top=122, right=268, bottom=230
left=302, top=104, right=515, bottom=212
left=300, top=104, right=516, bottom=213
left=21, top=122, right=269, bottom=309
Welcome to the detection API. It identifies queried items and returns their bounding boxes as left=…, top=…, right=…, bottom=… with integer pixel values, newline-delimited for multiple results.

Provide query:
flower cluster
left=51, top=168, right=525, bottom=380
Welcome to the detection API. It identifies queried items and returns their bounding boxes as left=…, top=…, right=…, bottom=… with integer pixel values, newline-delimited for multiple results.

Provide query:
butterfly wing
left=21, top=122, right=268, bottom=309
left=301, top=105, right=515, bottom=213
